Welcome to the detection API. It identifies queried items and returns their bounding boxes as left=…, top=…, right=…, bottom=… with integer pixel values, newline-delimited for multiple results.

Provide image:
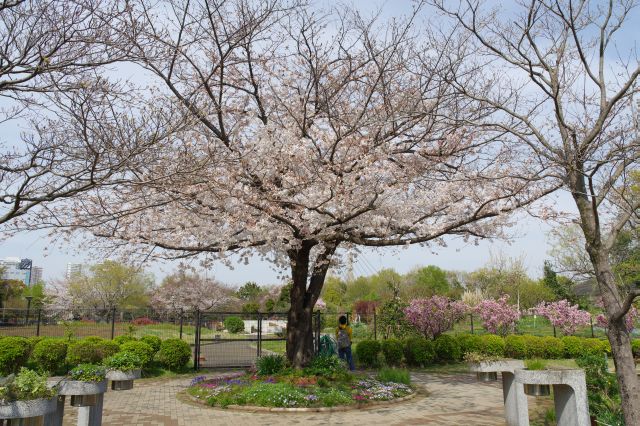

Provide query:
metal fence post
left=315, top=311, right=321, bottom=354
left=110, top=308, right=116, bottom=339
left=36, top=309, right=41, bottom=337
left=590, top=316, right=595, bottom=338
left=373, top=310, right=377, bottom=340
left=257, top=313, right=262, bottom=358
left=194, top=309, right=201, bottom=370
left=553, top=325, right=556, bottom=338
left=179, top=309, right=184, bottom=340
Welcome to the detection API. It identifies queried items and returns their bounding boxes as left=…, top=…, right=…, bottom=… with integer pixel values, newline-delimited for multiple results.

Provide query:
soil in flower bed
left=187, top=372, right=413, bottom=408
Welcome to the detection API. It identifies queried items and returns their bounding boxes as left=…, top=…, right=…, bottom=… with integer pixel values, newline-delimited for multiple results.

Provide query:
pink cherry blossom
left=474, top=295, right=520, bottom=337
left=404, top=296, right=468, bottom=339
left=533, top=300, right=591, bottom=335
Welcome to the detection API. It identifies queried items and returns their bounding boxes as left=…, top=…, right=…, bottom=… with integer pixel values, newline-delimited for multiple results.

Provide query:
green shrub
left=83, top=336, right=105, bottom=344
left=582, top=339, right=610, bottom=356
left=256, top=354, right=286, bottom=376
left=632, top=339, right=640, bottom=358
left=576, top=353, right=621, bottom=421
left=140, top=335, right=162, bottom=354
left=504, top=335, right=527, bottom=359
left=541, top=336, right=565, bottom=359
left=478, top=335, right=505, bottom=357
left=119, top=341, right=155, bottom=367
left=157, top=338, right=191, bottom=371
left=113, top=335, right=137, bottom=346
left=68, top=364, right=106, bottom=382
left=524, top=335, right=546, bottom=358
left=561, top=336, right=583, bottom=358
left=304, top=354, right=347, bottom=377
left=25, top=337, right=44, bottom=355
left=403, top=337, right=435, bottom=367
left=434, top=335, right=462, bottom=363
left=355, top=340, right=381, bottom=368
left=65, top=338, right=120, bottom=367
left=351, top=322, right=372, bottom=340
left=381, top=339, right=403, bottom=366
left=223, top=316, right=245, bottom=334
left=0, top=337, right=31, bottom=375
left=456, top=334, right=482, bottom=355
left=30, top=339, right=68, bottom=374
left=376, top=367, right=411, bottom=385
left=103, top=352, right=143, bottom=371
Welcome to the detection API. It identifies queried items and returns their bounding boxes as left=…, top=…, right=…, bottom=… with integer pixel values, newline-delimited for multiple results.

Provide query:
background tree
left=152, top=270, right=233, bottom=313
left=401, top=265, right=451, bottom=299
left=542, top=260, right=576, bottom=303
left=432, top=0, right=640, bottom=420
left=236, top=282, right=263, bottom=302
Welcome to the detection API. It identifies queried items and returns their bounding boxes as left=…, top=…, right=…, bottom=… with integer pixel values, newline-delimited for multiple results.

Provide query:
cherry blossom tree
left=152, top=270, right=233, bottom=313
left=48, top=1, right=552, bottom=367
left=431, top=0, right=640, bottom=420
left=474, top=295, right=520, bottom=337
left=533, top=300, right=591, bottom=336
left=404, top=296, right=467, bottom=339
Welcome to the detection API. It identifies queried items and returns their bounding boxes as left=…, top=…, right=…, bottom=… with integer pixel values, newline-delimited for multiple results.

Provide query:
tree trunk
left=285, top=240, right=336, bottom=368
left=591, top=250, right=640, bottom=426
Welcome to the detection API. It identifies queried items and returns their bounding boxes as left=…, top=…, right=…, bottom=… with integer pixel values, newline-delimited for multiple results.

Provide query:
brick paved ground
left=60, top=372, right=551, bottom=425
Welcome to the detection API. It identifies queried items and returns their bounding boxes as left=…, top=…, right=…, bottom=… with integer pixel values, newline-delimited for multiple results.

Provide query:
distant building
left=0, top=257, right=29, bottom=285
left=29, top=266, right=43, bottom=285
left=65, top=263, right=86, bottom=280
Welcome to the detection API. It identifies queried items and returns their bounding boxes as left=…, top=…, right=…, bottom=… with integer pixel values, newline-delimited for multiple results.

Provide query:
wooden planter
left=106, top=369, right=141, bottom=391
left=0, top=397, right=57, bottom=425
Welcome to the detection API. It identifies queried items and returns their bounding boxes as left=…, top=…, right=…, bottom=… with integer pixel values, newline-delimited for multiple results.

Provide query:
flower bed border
left=183, top=372, right=419, bottom=413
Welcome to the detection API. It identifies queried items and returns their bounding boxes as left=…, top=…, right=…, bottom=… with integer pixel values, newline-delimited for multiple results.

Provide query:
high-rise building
left=65, top=263, right=85, bottom=280
left=0, top=257, right=29, bottom=285
left=29, top=266, right=43, bottom=285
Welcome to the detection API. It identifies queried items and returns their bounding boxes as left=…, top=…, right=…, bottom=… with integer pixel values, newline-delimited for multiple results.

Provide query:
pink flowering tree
left=404, top=296, right=467, bottom=339
left=533, top=300, right=591, bottom=335
left=475, top=295, right=520, bottom=337
left=596, top=305, right=639, bottom=333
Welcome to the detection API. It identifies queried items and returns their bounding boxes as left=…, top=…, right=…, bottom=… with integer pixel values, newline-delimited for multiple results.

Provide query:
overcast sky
left=1, top=0, right=637, bottom=287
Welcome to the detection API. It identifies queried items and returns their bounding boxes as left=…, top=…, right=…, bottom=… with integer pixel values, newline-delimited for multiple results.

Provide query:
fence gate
left=194, top=312, right=291, bottom=368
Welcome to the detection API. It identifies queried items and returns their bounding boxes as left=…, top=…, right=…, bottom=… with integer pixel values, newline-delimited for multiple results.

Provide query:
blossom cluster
left=404, top=296, right=468, bottom=339
left=596, top=306, right=638, bottom=332
left=533, top=300, right=591, bottom=335
left=474, top=295, right=520, bottom=337
left=353, top=380, right=412, bottom=401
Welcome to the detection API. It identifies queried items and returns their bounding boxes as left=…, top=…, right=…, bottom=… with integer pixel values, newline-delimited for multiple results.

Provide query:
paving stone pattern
left=60, top=372, right=537, bottom=425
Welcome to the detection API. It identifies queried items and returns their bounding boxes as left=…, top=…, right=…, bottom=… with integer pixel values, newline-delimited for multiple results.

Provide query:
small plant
left=525, top=359, right=547, bottom=370
left=157, top=338, right=191, bottom=371
left=126, top=324, right=136, bottom=336
left=224, top=316, right=245, bottom=334
left=0, top=368, right=55, bottom=403
left=103, top=352, right=143, bottom=372
left=68, top=364, right=106, bottom=382
left=376, top=367, right=411, bottom=385
left=303, top=355, right=346, bottom=377
left=256, top=354, right=286, bottom=376
left=113, top=335, right=137, bottom=346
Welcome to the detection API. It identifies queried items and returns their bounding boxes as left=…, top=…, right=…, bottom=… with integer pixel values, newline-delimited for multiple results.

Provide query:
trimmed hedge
left=114, top=335, right=137, bottom=346
left=381, top=339, right=403, bottom=366
left=65, top=338, right=119, bottom=367
left=541, top=336, right=565, bottom=359
left=157, top=339, right=191, bottom=371
left=30, top=339, right=68, bottom=374
left=119, top=341, right=155, bottom=367
left=457, top=334, right=482, bottom=355
left=478, top=335, right=505, bottom=357
left=524, top=335, right=546, bottom=359
left=505, top=335, right=527, bottom=359
left=140, top=335, right=162, bottom=355
left=434, top=335, right=462, bottom=363
left=0, top=337, right=30, bottom=375
left=403, top=337, right=435, bottom=367
left=355, top=340, right=381, bottom=368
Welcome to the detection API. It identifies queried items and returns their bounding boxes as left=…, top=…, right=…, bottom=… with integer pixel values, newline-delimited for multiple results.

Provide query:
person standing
left=336, top=315, right=355, bottom=370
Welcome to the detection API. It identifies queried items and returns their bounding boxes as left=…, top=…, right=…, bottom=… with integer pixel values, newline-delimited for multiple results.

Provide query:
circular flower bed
left=187, top=373, right=413, bottom=410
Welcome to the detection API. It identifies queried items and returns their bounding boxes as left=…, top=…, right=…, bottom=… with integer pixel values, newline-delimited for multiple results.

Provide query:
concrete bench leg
left=553, top=384, right=589, bottom=426
left=502, top=372, right=529, bottom=426
left=44, top=395, right=65, bottom=426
